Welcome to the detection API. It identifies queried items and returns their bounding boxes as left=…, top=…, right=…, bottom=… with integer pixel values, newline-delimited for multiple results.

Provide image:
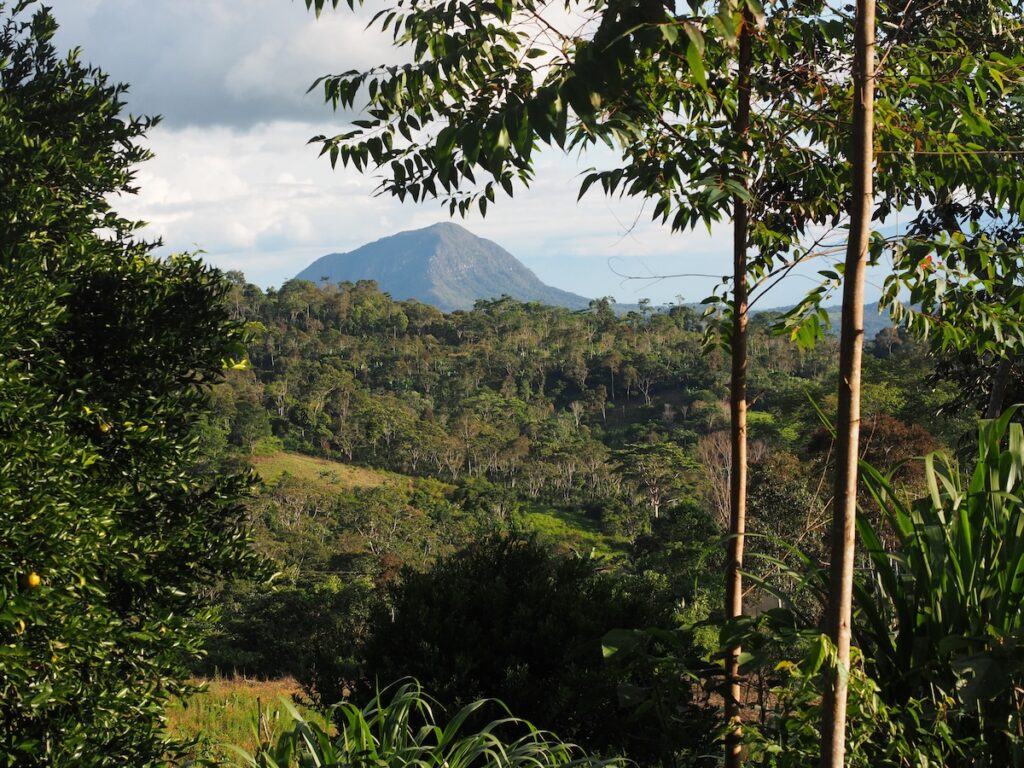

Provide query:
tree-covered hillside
left=197, top=274, right=974, bottom=759
left=212, top=275, right=962, bottom=498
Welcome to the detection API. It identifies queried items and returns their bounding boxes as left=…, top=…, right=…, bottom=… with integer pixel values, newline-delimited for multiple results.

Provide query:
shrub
left=855, top=409, right=1024, bottom=764
left=202, top=576, right=374, bottom=702
left=360, top=535, right=705, bottom=762
left=740, top=637, right=959, bottom=767
left=0, top=3, right=258, bottom=763
left=745, top=412, right=1024, bottom=765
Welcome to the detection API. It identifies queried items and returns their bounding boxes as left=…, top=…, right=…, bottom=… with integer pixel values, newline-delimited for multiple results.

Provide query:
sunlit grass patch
left=166, top=677, right=327, bottom=763
left=520, top=505, right=628, bottom=559
left=249, top=451, right=393, bottom=493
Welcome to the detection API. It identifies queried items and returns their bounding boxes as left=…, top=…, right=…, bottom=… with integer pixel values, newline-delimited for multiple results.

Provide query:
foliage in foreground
left=855, top=409, right=1024, bottom=765
left=740, top=638, right=959, bottom=768
left=739, top=412, right=1024, bottom=765
left=232, top=681, right=627, bottom=768
left=0, top=2, right=258, bottom=764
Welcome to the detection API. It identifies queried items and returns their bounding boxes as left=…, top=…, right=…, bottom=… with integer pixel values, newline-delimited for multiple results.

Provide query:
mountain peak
left=423, top=221, right=468, bottom=232
left=295, top=224, right=590, bottom=312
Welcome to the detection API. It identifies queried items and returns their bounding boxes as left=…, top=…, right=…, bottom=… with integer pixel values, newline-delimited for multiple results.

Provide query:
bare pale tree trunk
left=724, top=13, right=752, bottom=768
left=819, top=1, right=875, bottom=766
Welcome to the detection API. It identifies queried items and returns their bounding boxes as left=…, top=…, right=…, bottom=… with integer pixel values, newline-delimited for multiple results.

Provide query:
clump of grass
left=165, top=677, right=326, bottom=763
left=233, top=680, right=627, bottom=768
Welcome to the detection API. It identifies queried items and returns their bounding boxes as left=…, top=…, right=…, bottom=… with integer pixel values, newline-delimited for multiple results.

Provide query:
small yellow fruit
left=26, top=572, right=41, bottom=588
left=98, top=421, right=111, bottom=434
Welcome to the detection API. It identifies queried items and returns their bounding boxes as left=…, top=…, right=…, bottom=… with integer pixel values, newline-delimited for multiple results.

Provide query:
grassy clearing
left=249, top=451, right=392, bottom=493
left=520, top=505, right=628, bottom=559
left=251, top=452, right=620, bottom=557
left=166, top=677, right=327, bottom=764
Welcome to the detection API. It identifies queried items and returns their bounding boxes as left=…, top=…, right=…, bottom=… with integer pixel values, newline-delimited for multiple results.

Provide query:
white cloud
left=48, top=0, right=383, bottom=127
left=110, top=118, right=746, bottom=301
left=224, top=11, right=402, bottom=110
left=40, top=0, right=855, bottom=307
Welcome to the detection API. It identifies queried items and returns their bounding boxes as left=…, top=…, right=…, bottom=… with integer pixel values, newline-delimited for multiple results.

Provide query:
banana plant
left=856, top=408, right=1024, bottom=762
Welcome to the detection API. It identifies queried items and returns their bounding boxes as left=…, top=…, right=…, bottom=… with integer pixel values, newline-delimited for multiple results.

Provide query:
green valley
left=5, top=0, right=1024, bottom=766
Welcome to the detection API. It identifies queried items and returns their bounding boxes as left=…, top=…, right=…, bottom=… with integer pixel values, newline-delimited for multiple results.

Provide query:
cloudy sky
left=44, top=0, right=859, bottom=306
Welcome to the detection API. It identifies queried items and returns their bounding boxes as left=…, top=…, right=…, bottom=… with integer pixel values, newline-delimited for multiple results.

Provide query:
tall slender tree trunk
left=724, top=13, right=752, bottom=768
left=819, top=1, right=875, bottom=766
left=985, top=356, right=1012, bottom=418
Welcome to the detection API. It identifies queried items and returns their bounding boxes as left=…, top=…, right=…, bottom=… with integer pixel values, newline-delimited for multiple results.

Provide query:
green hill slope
left=249, top=452, right=394, bottom=493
